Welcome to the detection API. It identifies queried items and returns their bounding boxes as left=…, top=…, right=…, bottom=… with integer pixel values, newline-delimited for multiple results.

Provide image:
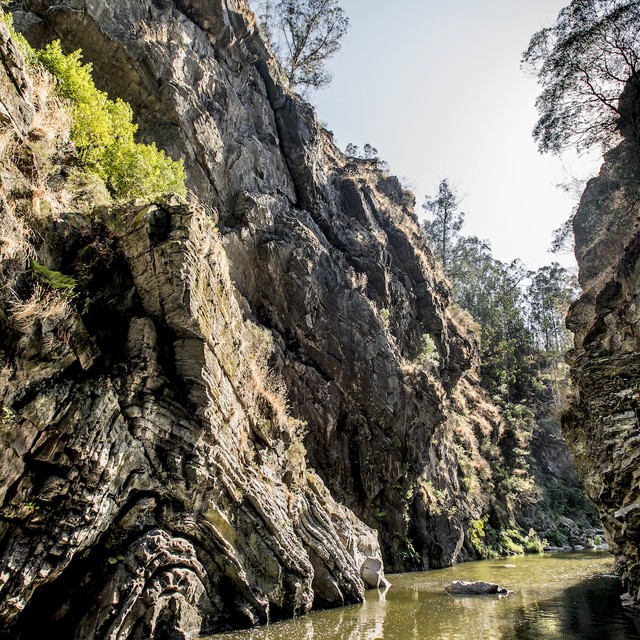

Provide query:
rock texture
left=9, top=0, right=495, bottom=571
left=0, top=16, right=386, bottom=638
left=0, top=0, right=600, bottom=637
left=565, top=80, right=640, bottom=611
left=444, top=580, right=508, bottom=595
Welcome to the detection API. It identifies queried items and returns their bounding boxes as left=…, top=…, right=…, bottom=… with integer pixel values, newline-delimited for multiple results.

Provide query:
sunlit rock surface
left=0, top=1, right=602, bottom=637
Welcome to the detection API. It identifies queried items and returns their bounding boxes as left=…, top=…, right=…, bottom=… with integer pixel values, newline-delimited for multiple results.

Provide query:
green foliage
left=447, top=231, right=577, bottom=407
left=1, top=12, right=34, bottom=61
left=379, top=307, right=390, bottom=330
left=522, top=0, right=640, bottom=153
left=527, top=263, right=577, bottom=353
left=422, top=179, right=465, bottom=270
left=468, top=517, right=495, bottom=558
left=469, top=517, right=545, bottom=558
left=398, top=538, right=421, bottom=565
left=449, top=235, right=535, bottom=402
left=415, top=333, right=439, bottom=367
left=499, top=528, right=546, bottom=555
left=0, top=405, right=15, bottom=427
left=31, top=260, right=76, bottom=296
left=3, top=26, right=186, bottom=201
left=33, top=40, right=185, bottom=200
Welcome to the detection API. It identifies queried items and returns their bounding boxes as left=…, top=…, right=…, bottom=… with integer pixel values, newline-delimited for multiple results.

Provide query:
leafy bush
left=416, top=333, right=439, bottom=366
left=34, top=41, right=185, bottom=200
left=2, top=13, right=185, bottom=202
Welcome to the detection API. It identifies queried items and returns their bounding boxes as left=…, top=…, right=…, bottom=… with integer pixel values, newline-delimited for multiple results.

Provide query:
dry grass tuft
left=8, top=283, right=72, bottom=332
left=0, top=191, right=34, bottom=266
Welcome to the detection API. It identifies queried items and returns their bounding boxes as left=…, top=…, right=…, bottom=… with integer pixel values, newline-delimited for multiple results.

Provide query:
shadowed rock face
left=0, top=15, right=386, bottom=637
left=565, top=81, right=640, bottom=611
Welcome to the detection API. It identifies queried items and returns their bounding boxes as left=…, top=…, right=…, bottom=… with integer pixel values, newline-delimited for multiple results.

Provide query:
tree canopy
left=522, top=0, right=640, bottom=153
left=255, top=0, right=349, bottom=94
left=422, top=179, right=465, bottom=271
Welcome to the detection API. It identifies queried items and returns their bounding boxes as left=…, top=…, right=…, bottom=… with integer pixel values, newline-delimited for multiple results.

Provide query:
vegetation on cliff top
left=3, top=13, right=185, bottom=201
left=253, top=0, right=349, bottom=93
left=523, top=0, right=640, bottom=154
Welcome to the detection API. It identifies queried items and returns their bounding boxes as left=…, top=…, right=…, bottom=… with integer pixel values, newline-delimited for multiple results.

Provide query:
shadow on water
left=504, top=572, right=640, bottom=640
left=206, top=552, right=640, bottom=640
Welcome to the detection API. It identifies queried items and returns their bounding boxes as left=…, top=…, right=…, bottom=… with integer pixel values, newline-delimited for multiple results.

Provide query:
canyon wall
left=0, top=1, right=601, bottom=637
left=565, top=80, right=640, bottom=612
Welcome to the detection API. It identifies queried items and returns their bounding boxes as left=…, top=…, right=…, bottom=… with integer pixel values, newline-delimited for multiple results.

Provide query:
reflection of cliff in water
left=299, top=588, right=388, bottom=640
left=207, top=553, right=640, bottom=640
left=505, top=574, right=640, bottom=640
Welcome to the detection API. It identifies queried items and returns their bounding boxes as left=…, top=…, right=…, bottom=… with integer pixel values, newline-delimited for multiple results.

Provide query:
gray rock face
left=10, top=0, right=487, bottom=570
left=565, top=81, right=640, bottom=610
left=0, top=16, right=385, bottom=636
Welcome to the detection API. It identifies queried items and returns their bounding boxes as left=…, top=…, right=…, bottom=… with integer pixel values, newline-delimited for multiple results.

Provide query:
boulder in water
left=444, top=580, right=508, bottom=595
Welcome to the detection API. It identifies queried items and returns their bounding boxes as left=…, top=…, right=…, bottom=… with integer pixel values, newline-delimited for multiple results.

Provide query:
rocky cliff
left=0, top=14, right=386, bottom=638
left=6, top=0, right=497, bottom=571
left=565, top=80, right=640, bottom=612
left=0, top=1, right=599, bottom=638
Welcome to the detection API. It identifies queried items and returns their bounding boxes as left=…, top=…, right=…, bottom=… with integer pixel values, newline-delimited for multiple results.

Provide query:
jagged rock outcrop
left=565, top=80, right=640, bottom=611
left=8, top=0, right=491, bottom=571
left=0, top=16, right=386, bottom=638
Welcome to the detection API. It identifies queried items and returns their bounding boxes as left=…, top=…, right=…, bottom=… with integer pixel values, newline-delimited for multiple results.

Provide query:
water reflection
left=207, top=552, right=640, bottom=640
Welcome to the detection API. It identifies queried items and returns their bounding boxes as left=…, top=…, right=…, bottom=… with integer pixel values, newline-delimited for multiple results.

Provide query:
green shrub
left=398, top=538, right=421, bottom=565
left=2, top=13, right=186, bottom=202
left=416, top=333, right=439, bottom=366
left=2, top=12, right=34, bottom=61
left=32, top=260, right=76, bottom=296
left=468, top=517, right=487, bottom=556
left=34, top=41, right=185, bottom=201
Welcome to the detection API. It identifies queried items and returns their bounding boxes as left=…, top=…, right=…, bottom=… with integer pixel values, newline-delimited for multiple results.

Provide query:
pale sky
left=310, top=0, right=603, bottom=272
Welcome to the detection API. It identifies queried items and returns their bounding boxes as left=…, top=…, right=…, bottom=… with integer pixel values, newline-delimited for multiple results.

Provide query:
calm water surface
left=205, top=551, right=640, bottom=640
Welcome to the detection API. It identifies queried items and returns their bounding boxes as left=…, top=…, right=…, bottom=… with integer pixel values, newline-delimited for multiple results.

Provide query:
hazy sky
left=310, top=0, right=603, bottom=271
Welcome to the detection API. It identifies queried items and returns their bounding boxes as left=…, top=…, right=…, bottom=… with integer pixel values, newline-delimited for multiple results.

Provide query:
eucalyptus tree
left=422, top=179, right=465, bottom=271
left=523, top=0, right=640, bottom=153
left=527, top=263, right=577, bottom=353
left=254, top=0, right=349, bottom=94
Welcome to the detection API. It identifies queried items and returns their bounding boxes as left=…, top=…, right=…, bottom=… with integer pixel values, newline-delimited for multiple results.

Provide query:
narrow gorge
left=0, top=1, right=634, bottom=638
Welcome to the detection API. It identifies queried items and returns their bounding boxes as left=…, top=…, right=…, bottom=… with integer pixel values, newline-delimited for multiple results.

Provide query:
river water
left=205, top=551, right=640, bottom=640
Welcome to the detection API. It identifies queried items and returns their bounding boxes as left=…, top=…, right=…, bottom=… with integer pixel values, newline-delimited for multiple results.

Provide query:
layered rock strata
left=9, top=0, right=492, bottom=571
left=0, top=17, right=385, bottom=638
left=565, top=81, right=640, bottom=610
left=0, top=0, right=604, bottom=637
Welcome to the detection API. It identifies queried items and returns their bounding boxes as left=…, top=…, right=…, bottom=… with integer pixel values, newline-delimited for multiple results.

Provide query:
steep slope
left=0, top=17, right=384, bottom=639
left=9, top=0, right=491, bottom=571
left=564, top=79, right=640, bottom=611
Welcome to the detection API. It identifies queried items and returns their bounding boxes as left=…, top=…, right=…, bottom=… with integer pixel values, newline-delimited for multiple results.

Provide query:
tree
left=255, top=0, right=349, bottom=94
left=527, top=263, right=577, bottom=353
left=345, top=142, right=378, bottom=159
left=522, top=0, right=640, bottom=153
left=422, top=179, right=465, bottom=270
left=448, top=236, right=534, bottom=401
